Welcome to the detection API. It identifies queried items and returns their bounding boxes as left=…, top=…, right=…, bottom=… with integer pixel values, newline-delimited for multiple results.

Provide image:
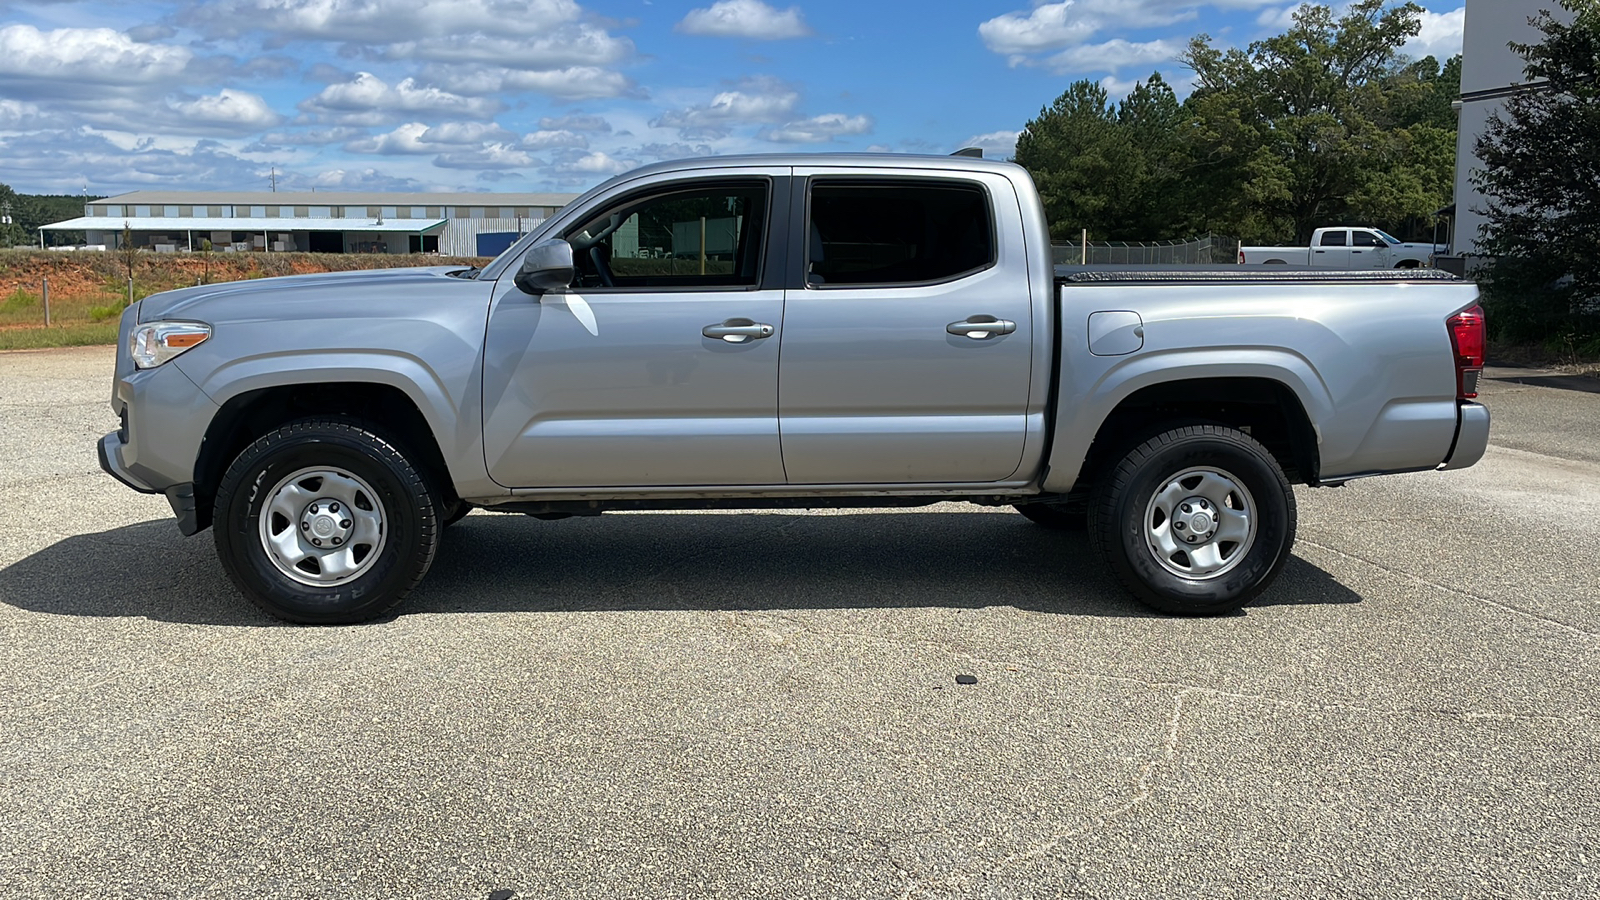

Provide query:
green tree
left=1181, top=0, right=1440, bottom=242
left=1474, top=0, right=1600, bottom=343
left=1014, top=74, right=1188, bottom=241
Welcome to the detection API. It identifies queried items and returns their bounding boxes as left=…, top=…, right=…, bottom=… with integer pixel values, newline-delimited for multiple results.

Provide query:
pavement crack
left=1298, top=538, right=1596, bottom=638
left=900, top=689, right=1194, bottom=899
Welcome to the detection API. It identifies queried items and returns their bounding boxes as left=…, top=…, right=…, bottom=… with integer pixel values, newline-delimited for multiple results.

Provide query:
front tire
left=213, top=417, right=441, bottom=624
left=1088, top=425, right=1296, bottom=616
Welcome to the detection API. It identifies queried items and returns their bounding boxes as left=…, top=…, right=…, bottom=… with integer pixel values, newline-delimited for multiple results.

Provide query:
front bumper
left=99, top=432, right=205, bottom=535
left=1441, top=401, right=1490, bottom=470
left=98, top=431, right=156, bottom=494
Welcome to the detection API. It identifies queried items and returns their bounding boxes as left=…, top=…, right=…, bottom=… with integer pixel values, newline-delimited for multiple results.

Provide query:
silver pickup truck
left=100, top=153, right=1490, bottom=624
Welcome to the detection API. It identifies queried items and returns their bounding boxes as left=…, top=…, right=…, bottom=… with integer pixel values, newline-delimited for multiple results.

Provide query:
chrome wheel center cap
left=1172, top=496, right=1219, bottom=543
left=298, top=498, right=353, bottom=547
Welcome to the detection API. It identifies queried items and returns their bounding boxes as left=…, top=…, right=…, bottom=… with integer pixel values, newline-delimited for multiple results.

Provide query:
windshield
left=1376, top=230, right=1403, bottom=245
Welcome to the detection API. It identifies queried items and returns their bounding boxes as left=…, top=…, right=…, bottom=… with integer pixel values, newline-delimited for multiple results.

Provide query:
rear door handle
left=947, top=316, right=1016, bottom=339
left=703, top=318, right=774, bottom=343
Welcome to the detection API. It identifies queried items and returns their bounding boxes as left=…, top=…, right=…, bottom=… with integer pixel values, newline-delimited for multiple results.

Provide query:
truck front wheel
left=1088, top=425, right=1296, bottom=615
left=213, top=417, right=442, bottom=624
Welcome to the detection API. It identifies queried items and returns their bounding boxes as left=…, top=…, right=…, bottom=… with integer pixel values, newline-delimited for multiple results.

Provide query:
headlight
left=131, top=322, right=210, bottom=369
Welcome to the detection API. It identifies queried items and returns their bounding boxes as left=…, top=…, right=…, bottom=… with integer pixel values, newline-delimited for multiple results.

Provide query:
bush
left=88, top=304, right=124, bottom=322
left=2, top=288, right=36, bottom=311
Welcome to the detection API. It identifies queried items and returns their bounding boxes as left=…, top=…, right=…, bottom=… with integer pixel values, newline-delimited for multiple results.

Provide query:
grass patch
left=3, top=289, right=37, bottom=311
left=0, top=322, right=119, bottom=351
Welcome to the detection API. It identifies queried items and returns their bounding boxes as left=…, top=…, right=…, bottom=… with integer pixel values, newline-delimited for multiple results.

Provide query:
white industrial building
left=1449, top=0, right=1573, bottom=256
left=42, top=190, right=578, bottom=257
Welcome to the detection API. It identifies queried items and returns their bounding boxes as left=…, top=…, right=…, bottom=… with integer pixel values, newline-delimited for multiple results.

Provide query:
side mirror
left=514, top=238, right=575, bottom=296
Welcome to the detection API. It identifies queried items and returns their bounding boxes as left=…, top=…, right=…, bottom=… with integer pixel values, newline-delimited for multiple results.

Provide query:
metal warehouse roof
left=43, top=216, right=449, bottom=233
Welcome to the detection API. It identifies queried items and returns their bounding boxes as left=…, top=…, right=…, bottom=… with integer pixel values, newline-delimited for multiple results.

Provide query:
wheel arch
left=193, top=381, right=458, bottom=533
left=1044, top=372, right=1324, bottom=496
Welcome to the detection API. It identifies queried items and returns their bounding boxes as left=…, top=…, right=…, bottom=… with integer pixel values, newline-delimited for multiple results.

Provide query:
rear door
left=1311, top=229, right=1351, bottom=268
left=776, top=168, right=1034, bottom=484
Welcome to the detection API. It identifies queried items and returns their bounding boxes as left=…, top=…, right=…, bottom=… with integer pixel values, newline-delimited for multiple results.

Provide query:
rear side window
left=1319, top=231, right=1347, bottom=247
left=807, top=181, right=994, bottom=286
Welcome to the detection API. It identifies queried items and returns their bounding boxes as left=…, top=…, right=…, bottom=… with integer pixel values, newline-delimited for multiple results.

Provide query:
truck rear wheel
left=1088, top=425, right=1296, bottom=615
left=213, top=417, right=441, bottom=624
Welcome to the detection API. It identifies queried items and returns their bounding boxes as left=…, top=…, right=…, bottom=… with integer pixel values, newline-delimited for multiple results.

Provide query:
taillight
left=1238, top=249, right=1245, bottom=264
left=1446, top=305, right=1485, bottom=399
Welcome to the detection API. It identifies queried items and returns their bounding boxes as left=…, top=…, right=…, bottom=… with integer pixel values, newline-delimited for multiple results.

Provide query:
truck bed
left=1055, top=265, right=1463, bottom=285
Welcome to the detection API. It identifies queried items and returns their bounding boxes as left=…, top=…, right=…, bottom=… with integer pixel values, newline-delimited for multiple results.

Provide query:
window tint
left=808, top=182, right=993, bottom=286
left=1319, top=230, right=1347, bottom=247
left=566, top=181, right=767, bottom=289
left=1352, top=230, right=1383, bottom=247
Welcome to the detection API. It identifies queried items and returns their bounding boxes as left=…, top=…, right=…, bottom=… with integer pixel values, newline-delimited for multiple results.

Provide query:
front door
left=776, top=170, right=1035, bottom=484
left=482, top=173, right=789, bottom=488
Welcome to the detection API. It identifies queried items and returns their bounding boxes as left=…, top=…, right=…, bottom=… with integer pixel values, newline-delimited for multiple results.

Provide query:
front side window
left=565, top=181, right=767, bottom=289
left=807, top=181, right=994, bottom=286
left=1352, top=230, right=1384, bottom=247
left=1319, top=230, right=1348, bottom=247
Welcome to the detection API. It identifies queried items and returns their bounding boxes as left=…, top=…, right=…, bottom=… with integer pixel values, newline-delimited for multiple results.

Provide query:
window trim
left=799, top=176, right=999, bottom=291
left=558, top=176, right=778, bottom=294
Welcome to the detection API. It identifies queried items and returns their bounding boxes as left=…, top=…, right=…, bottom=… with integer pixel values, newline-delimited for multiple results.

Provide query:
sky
left=0, top=0, right=1467, bottom=197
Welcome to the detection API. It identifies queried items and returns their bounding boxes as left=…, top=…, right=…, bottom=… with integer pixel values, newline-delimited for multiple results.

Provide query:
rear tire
left=213, top=417, right=441, bottom=624
left=1088, top=425, right=1295, bottom=616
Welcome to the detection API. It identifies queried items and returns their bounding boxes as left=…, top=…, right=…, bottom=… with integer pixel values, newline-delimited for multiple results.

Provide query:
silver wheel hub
left=1143, top=467, right=1257, bottom=581
left=259, top=467, right=387, bottom=587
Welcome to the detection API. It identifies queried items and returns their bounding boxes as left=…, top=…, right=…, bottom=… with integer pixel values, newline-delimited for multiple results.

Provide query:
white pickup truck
left=1240, top=228, right=1445, bottom=269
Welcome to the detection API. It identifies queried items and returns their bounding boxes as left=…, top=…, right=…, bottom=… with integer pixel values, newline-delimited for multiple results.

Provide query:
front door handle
left=947, top=316, right=1016, bottom=340
left=703, top=318, right=775, bottom=343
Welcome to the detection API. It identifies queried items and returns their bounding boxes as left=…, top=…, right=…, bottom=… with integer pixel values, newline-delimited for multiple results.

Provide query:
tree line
left=0, top=185, right=95, bottom=248
left=1014, top=0, right=1457, bottom=246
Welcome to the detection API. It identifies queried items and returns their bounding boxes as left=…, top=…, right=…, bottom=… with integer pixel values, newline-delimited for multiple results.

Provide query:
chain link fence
left=1052, top=233, right=1239, bottom=266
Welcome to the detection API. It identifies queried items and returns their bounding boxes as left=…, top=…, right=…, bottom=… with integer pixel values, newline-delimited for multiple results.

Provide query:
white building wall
left=1452, top=0, right=1574, bottom=254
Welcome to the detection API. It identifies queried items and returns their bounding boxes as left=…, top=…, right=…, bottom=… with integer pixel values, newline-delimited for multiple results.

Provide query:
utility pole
left=270, top=166, right=277, bottom=192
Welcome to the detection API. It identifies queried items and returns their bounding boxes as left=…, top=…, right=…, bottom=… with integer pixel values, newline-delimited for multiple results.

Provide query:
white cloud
left=0, top=24, right=190, bottom=87
left=429, top=66, right=634, bottom=100
left=980, top=1, right=1278, bottom=65
left=188, top=0, right=584, bottom=44
left=0, top=98, right=44, bottom=129
left=166, top=89, right=282, bottom=130
left=760, top=112, right=873, bottom=143
left=301, top=72, right=501, bottom=122
left=386, top=26, right=634, bottom=69
left=553, top=150, right=633, bottom=176
left=304, top=167, right=426, bottom=191
left=1405, top=7, right=1465, bottom=61
left=541, top=113, right=612, bottom=133
left=652, top=78, right=801, bottom=138
left=1255, top=3, right=1306, bottom=30
left=343, top=122, right=433, bottom=154
left=677, top=0, right=812, bottom=40
left=422, top=121, right=517, bottom=144
left=522, top=129, right=589, bottom=149
left=960, top=130, right=1021, bottom=158
left=979, top=2, right=1098, bottom=56
left=434, top=143, right=539, bottom=169
left=1040, top=38, right=1181, bottom=74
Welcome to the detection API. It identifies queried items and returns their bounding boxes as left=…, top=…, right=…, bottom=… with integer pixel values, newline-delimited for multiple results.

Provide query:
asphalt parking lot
left=1, top=346, right=1596, bottom=899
